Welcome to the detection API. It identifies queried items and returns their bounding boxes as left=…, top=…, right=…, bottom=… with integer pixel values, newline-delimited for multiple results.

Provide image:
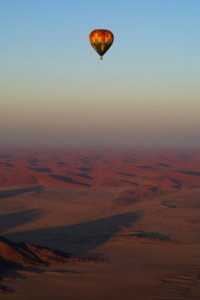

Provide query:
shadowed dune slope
left=4, top=211, right=142, bottom=256
left=0, top=209, right=44, bottom=234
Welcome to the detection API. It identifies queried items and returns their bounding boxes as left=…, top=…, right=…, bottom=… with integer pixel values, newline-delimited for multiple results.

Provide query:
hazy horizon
left=1, top=0, right=199, bottom=147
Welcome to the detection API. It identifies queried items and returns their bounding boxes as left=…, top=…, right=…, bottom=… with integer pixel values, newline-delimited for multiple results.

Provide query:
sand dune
left=0, top=235, right=87, bottom=293
left=0, top=147, right=200, bottom=299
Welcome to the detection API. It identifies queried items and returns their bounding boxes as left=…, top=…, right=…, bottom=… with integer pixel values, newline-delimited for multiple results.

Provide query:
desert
left=0, top=147, right=200, bottom=299
left=1, top=1, right=199, bottom=299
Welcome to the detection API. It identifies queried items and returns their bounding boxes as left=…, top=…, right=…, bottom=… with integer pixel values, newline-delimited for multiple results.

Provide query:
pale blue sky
left=0, top=0, right=199, bottom=146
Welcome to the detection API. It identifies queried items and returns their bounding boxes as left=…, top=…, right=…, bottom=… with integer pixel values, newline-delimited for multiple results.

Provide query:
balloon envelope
left=89, top=29, right=114, bottom=59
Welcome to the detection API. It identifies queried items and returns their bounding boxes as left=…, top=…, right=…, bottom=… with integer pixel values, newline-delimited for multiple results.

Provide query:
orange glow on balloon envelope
left=89, top=29, right=114, bottom=60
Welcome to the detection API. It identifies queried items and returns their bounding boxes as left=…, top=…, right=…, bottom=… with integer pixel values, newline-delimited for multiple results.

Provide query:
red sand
left=0, top=147, right=200, bottom=299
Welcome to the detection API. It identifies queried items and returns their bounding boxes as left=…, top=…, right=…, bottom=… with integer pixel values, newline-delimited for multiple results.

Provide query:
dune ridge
left=0, top=235, right=89, bottom=293
left=0, top=147, right=200, bottom=299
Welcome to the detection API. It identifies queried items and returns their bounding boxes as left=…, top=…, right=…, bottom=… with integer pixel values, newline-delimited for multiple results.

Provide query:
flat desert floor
left=0, top=147, right=200, bottom=299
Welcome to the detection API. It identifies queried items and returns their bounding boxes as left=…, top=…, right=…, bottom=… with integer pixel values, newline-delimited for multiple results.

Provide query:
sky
left=0, top=0, right=200, bottom=147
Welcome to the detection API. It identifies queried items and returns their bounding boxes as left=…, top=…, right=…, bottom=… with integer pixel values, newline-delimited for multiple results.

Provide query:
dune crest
left=0, top=236, right=87, bottom=293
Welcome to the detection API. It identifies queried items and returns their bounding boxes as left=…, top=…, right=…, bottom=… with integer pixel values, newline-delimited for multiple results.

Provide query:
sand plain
left=0, top=147, right=200, bottom=299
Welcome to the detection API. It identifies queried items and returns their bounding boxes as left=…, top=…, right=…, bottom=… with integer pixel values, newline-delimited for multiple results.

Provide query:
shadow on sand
left=0, top=209, right=44, bottom=234
left=4, top=211, right=142, bottom=257
left=0, top=186, right=44, bottom=200
left=49, top=174, right=92, bottom=187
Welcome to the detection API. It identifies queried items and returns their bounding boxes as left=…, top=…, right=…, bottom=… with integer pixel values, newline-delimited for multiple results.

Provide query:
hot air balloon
left=89, top=29, right=114, bottom=60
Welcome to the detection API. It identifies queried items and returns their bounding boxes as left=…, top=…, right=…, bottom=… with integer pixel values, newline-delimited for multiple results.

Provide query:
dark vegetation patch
left=49, top=174, right=92, bottom=187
